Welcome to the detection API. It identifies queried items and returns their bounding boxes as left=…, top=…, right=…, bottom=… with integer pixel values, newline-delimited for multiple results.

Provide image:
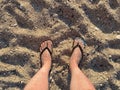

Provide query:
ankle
left=41, top=64, right=51, bottom=72
left=69, top=61, right=79, bottom=71
left=70, top=59, right=79, bottom=66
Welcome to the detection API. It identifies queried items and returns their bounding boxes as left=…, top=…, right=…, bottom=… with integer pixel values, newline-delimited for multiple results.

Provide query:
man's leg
left=69, top=38, right=95, bottom=90
left=24, top=40, right=52, bottom=90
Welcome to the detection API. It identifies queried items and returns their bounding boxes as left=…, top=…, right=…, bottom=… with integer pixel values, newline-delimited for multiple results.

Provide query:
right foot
left=40, top=40, right=53, bottom=71
left=70, top=38, right=85, bottom=67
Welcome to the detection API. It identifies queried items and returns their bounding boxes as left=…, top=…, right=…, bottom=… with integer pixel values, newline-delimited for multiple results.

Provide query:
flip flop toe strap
left=40, top=47, right=52, bottom=58
left=72, top=43, right=84, bottom=60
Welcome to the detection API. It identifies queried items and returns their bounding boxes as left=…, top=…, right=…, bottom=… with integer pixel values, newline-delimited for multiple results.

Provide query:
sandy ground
left=0, top=0, right=120, bottom=90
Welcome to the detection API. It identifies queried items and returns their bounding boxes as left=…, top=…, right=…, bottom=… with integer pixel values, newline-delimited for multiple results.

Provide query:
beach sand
left=0, top=0, right=120, bottom=90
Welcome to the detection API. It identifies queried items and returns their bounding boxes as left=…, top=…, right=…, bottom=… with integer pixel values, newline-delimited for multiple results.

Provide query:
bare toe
left=74, top=37, right=85, bottom=49
left=47, top=40, right=53, bottom=52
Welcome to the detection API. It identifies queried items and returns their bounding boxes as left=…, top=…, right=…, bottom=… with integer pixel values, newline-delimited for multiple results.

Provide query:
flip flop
left=72, top=37, right=86, bottom=61
left=40, top=40, right=53, bottom=60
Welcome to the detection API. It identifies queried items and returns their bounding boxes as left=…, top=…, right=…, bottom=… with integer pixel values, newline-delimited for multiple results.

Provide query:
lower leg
left=24, top=66, right=50, bottom=90
left=70, top=61, right=95, bottom=90
left=69, top=38, right=95, bottom=90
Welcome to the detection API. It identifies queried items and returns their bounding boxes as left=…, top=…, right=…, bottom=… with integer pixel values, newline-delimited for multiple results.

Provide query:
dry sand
left=0, top=0, right=120, bottom=90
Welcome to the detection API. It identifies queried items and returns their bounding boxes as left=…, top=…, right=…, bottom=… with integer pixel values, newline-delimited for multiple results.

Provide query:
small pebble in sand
left=116, top=35, right=120, bottom=39
left=10, top=24, right=17, bottom=27
left=99, top=83, right=103, bottom=86
left=50, top=76, right=52, bottom=80
left=51, top=79, right=54, bottom=83
left=94, top=27, right=99, bottom=30
left=53, top=14, right=58, bottom=18
left=90, top=0, right=93, bottom=2
left=108, top=55, right=112, bottom=61
left=19, top=5, right=26, bottom=12
left=20, top=81, right=24, bottom=84
left=9, top=50, right=14, bottom=54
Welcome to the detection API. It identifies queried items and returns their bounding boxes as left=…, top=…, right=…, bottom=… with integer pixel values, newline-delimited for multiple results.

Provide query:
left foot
left=40, top=40, right=53, bottom=71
